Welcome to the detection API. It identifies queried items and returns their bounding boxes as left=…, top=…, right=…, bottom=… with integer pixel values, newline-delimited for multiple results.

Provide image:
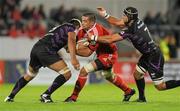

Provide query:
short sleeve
left=118, top=31, right=131, bottom=39
left=68, top=26, right=76, bottom=32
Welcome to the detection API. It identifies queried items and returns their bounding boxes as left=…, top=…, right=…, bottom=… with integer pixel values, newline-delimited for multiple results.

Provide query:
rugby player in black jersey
left=88, top=7, right=180, bottom=102
left=4, top=19, right=82, bottom=103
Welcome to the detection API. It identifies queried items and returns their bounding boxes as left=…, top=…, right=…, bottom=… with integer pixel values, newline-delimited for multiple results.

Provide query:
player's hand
left=71, top=59, right=80, bottom=70
left=77, top=38, right=89, bottom=47
left=97, top=7, right=107, bottom=17
left=87, top=33, right=97, bottom=45
left=87, top=33, right=93, bottom=41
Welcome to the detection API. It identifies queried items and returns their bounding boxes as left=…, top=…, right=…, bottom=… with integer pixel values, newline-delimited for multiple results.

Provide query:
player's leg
left=149, top=67, right=180, bottom=91
left=148, top=52, right=180, bottom=91
left=103, top=69, right=135, bottom=102
left=133, top=55, right=148, bottom=102
left=4, top=47, right=41, bottom=102
left=64, top=61, right=97, bottom=102
left=96, top=53, right=135, bottom=101
left=4, top=65, right=39, bottom=102
left=154, top=80, right=180, bottom=91
left=40, top=60, right=71, bottom=103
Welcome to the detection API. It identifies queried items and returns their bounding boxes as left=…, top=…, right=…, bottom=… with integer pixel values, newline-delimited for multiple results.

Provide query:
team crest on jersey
left=120, top=31, right=125, bottom=35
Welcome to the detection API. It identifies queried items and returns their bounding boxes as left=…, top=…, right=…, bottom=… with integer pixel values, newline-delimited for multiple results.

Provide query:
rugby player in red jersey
left=64, top=13, right=135, bottom=102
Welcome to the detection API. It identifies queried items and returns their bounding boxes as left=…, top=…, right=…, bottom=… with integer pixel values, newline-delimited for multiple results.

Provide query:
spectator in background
left=21, top=4, right=33, bottom=20
left=38, top=4, right=46, bottom=19
left=168, top=33, right=177, bottom=59
left=159, top=34, right=170, bottom=61
left=36, top=21, right=47, bottom=38
left=65, top=7, right=78, bottom=20
left=50, top=5, right=65, bottom=23
left=5, top=0, right=17, bottom=10
left=143, top=11, right=156, bottom=25
left=0, top=18, right=7, bottom=36
left=8, top=23, right=23, bottom=38
left=24, top=20, right=36, bottom=39
left=176, top=14, right=180, bottom=25
left=32, top=7, right=41, bottom=20
left=154, top=12, right=165, bottom=25
left=11, top=6, right=21, bottom=22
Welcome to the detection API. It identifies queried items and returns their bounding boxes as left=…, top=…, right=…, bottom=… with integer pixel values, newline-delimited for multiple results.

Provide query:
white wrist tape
left=101, top=10, right=110, bottom=19
left=104, top=13, right=110, bottom=19
left=90, top=35, right=98, bottom=41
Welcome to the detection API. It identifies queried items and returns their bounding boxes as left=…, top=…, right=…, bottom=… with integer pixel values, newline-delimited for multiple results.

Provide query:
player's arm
left=68, top=32, right=80, bottom=70
left=88, top=33, right=123, bottom=44
left=76, top=39, right=94, bottom=57
left=105, top=16, right=125, bottom=28
left=97, top=7, right=126, bottom=28
left=76, top=46, right=93, bottom=57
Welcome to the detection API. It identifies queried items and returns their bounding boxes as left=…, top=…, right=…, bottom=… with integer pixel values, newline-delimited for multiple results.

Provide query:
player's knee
left=26, top=66, right=38, bottom=79
left=82, top=62, right=96, bottom=76
left=58, top=66, right=71, bottom=80
left=154, top=82, right=166, bottom=91
left=155, top=85, right=165, bottom=91
left=134, top=65, right=145, bottom=80
left=63, top=72, right=71, bottom=80
left=134, top=70, right=144, bottom=80
left=24, top=74, right=34, bottom=81
left=102, top=70, right=113, bottom=80
left=79, top=67, right=88, bottom=77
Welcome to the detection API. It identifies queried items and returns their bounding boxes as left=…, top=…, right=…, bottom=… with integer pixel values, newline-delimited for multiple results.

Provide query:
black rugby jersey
left=119, top=19, right=158, bottom=54
left=39, top=23, right=76, bottom=51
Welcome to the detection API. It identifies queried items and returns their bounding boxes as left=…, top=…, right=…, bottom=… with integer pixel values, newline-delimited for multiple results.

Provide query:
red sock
left=71, top=76, right=87, bottom=100
left=108, top=75, right=131, bottom=95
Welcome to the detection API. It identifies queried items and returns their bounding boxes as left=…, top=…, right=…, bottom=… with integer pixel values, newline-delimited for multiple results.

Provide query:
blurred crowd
left=0, top=0, right=81, bottom=39
left=143, top=10, right=179, bottom=60
left=0, top=0, right=179, bottom=60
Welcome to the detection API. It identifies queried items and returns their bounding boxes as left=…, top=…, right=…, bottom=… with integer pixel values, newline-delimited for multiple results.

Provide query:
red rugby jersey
left=77, top=23, right=117, bottom=56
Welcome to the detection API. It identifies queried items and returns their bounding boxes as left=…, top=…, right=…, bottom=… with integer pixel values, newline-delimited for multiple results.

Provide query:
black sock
left=44, top=75, right=66, bottom=95
left=9, top=77, right=29, bottom=98
left=135, top=78, right=145, bottom=99
left=165, top=80, right=180, bottom=90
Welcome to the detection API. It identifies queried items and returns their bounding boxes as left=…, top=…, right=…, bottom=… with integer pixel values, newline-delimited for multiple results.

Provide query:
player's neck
left=85, top=23, right=96, bottom=32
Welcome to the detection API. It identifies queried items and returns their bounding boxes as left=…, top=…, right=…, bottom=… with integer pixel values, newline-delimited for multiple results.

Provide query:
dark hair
left=69, top=18, right=81, bottom=27
left=82, top=13, right=96, bottom=22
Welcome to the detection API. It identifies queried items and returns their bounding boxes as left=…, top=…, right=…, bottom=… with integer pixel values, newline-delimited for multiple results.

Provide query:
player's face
left=121, top=14, right=128, bottom=23
left=81, top=16, right=94, bottom=30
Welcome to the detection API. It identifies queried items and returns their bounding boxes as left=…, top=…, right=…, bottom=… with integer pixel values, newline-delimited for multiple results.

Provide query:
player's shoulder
left=136, top=19, right=146, bottom=30
left=61, top=23, right=75, bottom=29
left=95, top=23, right=105, bottom=29
left=77, top=27, right=85, bottom=34
left=95, top=23, right=110, bottom=34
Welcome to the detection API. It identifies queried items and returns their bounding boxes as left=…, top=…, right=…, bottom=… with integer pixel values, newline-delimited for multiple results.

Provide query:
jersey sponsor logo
left=120, top=31, right=125, bottom=35
left=148, top=40, right=154, bottom=44
left=137, top=20, right=141, bottom=24
left=137, top=22, right=144, bottom=29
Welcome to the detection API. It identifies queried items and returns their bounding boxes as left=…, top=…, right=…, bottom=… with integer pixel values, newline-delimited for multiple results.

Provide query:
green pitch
left=0, top=83, right=180, bottom=111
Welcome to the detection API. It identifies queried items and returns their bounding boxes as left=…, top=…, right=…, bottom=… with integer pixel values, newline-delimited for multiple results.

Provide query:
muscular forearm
left=89, top=33, right=123, bottom=44
left=68, top=32, right=77, bottom=60
left=68, top=40, right=76, bottom=59
left=106, top=16, right=125, bottom=28
left=97, top=35, right=114, bottom=44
